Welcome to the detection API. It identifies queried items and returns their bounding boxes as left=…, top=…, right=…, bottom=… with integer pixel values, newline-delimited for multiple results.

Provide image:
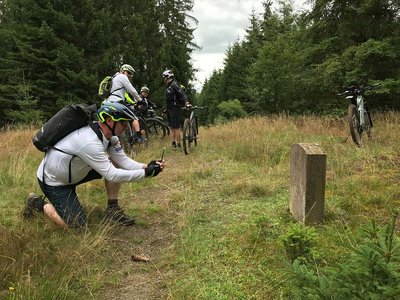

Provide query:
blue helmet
left=97, top=102, right=137, bottom=122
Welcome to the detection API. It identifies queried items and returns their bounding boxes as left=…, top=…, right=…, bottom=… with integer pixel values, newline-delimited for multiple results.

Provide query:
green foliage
left=4, top=81, right=45, bottom=124
left=0, top=0, right=197, bottom=126
left=198, top=0, right=400, bottom=116
left=216, top=99, right=247, bottom=121
left=196, top=70, right=224, bottom=123
left=281, top=222, right=318, bottom=263
left=292, top=213, right=400, bottom=299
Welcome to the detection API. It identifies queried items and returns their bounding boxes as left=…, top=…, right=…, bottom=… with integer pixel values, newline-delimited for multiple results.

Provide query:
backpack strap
left=109, top=73, right=124, bottom=97
left=88, top=121, right=104, bottom=142
left=43, top=123, right=105, bottom=185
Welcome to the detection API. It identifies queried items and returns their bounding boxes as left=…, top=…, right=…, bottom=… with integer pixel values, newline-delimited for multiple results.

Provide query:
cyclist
left=23, top=102, right=165, bottom=228
left=124, top=86, right=155, bottom=141
left=104, top=64, right=144, bottom=143
left=132, top=86, right=157, bottom=118
left=162, top=70, right=190, bottom=149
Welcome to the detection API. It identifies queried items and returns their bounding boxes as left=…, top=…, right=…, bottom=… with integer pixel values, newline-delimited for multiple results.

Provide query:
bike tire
left=192, top=117, right=198, bottom=147
left=364, top=111, right=372, bottom=141
left=146, top=118, right=169, bottom=139
left=154, top=116, right=170, bottom=135
left=347, top=104, right=361, bottom=146
left=182, top=118, right=191, bottom=155
left=120, top=123, right=139, bottom=155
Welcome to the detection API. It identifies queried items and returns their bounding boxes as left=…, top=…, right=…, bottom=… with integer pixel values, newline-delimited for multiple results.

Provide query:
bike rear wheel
left=146, top=118, right=169, bottom=139
left=192, top=118, right=198, bottom=147
left=364, top=112, right=372, bottom=141
left=347, top=104, right=361, bottom=146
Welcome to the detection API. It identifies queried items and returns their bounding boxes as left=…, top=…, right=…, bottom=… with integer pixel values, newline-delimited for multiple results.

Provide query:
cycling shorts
left=167, top=107, right=182, bottom=129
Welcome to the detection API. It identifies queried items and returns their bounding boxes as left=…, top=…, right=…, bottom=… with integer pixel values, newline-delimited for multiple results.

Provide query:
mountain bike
left=337, top=84, right=379, bottom=146
left=120, top=117, right=149, bottom=155
left=120, top=107, right=170, bottom=154
left=145, top=108, right=170, bottom=138
left=181, top=106, right=204, bottom=155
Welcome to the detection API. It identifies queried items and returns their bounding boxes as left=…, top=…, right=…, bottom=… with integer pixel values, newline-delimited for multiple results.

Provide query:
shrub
left=292, top=212, right=400, bottom=299
left=281, top=222, right=318, bottom=263
left=216, top=99, right=247, bottom=121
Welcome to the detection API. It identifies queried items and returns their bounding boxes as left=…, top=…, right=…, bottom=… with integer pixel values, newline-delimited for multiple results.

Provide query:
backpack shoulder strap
left=109, top=73, right=124, bottom=96
left=88, top=122, right=103, bottom=142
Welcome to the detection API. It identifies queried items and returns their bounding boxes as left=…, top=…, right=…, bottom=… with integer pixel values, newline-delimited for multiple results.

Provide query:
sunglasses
left=118, top=120, right=129, bottom=126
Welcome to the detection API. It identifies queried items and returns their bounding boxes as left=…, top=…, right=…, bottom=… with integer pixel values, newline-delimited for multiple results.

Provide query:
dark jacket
left=166, top=81, right=188, bottom=110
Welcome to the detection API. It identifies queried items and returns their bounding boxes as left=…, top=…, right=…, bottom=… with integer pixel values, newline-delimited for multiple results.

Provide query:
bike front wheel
left=347, top=104, right=361, bottom=146
left=182, top=118, right=192, bottom=155
left=120, top=123, right=139, bottom=155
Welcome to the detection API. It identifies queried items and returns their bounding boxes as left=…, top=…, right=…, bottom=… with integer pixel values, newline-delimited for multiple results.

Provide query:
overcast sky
left=190, top=0, right=311, bottom=91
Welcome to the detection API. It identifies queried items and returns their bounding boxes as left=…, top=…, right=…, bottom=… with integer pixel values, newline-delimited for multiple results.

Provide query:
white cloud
left=189, top=0, right=311, bottom=91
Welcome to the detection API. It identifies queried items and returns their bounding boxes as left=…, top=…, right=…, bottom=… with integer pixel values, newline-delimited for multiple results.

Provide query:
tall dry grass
left=1, top=112, right=399, bottom=299
left=167, top=112, right=400, bottom=299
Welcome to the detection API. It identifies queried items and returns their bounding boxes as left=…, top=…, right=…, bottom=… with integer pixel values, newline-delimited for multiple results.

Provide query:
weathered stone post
left=289, top=143, right=326, bottom=225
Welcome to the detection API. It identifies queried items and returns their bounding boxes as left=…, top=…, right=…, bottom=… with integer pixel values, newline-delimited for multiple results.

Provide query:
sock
left=172, top=141, right=176, bottom=146
left=108, top=199, right=119, bottom=208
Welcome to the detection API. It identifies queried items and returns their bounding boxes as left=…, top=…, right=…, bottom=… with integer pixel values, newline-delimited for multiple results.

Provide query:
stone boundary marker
left=289, top=143, right=326, bottom=225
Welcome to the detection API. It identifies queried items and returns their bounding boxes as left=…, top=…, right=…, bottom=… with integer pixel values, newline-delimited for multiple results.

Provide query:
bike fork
left=357, top=96, right=365, bottom=127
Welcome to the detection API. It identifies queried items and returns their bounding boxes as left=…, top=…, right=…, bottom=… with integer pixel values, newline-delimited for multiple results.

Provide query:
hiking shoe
left=137, top=136, right=146, bottom=144
left=22, top=193, right=46, bottom=219
left=128, top=135, right=136, bottom=145
left=104, top=205, right=135, bottom=226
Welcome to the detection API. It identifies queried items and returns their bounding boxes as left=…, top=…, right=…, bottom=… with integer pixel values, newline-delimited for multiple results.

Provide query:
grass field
left=1, top=112, right=399, bottom=299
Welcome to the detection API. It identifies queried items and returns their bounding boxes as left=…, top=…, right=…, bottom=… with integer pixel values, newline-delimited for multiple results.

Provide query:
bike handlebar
left=181, top=105, right=206, bottom=110
left=337, top=83, right=381, bottom=97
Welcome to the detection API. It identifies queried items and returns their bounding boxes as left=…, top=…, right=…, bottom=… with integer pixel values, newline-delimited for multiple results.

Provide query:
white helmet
left=120, top=64, right=135, bottom=75
left=140, top=86, right=150, bottom=93
left=162, top=69, right=174, bottom=79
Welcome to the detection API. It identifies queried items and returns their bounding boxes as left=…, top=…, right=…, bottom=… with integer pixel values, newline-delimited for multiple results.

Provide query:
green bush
left=292, top=212, right=400, bottom=299
left=216, top=99, right=247, bottom=121
left=4, top=82, right=45, bottom=125
left=281, top=222, right=318, bottom=263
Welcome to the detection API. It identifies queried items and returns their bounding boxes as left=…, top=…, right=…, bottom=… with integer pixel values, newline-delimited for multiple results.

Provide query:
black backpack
left=32, top=103, right=99, bottom=152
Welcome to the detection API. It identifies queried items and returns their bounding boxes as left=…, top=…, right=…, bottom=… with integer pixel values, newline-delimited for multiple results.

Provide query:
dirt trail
left=101, top=214, right=176, bottom=300
left=99, top=150, right=184, bottom=300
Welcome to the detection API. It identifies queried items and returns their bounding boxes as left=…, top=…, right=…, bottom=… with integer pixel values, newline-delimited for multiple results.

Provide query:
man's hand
left=145, top=160, right=165, bottom=177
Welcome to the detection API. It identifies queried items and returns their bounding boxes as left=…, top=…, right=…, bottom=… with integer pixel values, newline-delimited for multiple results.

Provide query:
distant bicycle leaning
left=181, top=105, right=205, bottom=155
left=120, top=107, right=170, bottom=154
left=337, top=84, right=380, bottom=146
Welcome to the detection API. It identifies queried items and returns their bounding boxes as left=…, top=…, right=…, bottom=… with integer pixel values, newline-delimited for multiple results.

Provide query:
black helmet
left=97, top=102, right=137, bottom=122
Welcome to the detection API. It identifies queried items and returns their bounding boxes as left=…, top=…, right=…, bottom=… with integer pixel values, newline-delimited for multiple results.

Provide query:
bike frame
left=338, top=84, right=379, bottom=146
left=189, top=109, right=195, bottom=124
left=344, top=87, right=368, bottom=129
left=356, top=94, right=365, bottom=128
